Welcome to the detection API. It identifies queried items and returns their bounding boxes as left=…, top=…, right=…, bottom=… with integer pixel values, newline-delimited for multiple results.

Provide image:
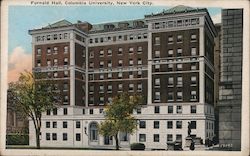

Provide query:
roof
left=163, top=5, right=195, bottom=13
left=43, top=19, right=72, bottom=28
left=145, top=5, right=207, bottom=18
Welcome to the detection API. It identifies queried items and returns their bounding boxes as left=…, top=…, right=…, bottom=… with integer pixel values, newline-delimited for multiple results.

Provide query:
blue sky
left=8, top=6, right=221, bottom=54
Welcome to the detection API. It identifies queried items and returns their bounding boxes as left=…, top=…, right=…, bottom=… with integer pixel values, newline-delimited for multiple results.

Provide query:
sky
left=8, top=5, right=221, bottom=82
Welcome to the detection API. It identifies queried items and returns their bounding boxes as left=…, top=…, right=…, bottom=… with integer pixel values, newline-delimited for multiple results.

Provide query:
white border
left=1, top=0, right=249, bottom=156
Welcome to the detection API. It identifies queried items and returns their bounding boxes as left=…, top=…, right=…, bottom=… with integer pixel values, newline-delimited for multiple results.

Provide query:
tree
left=98, top=93, right=142, bottom=150
left=8, top=71, right=60, bottom=149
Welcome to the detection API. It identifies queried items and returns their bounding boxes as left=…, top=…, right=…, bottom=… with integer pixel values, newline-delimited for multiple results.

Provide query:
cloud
left=211, top=13, right=221, bottom=24
left=8, top=46, right=32, bottom=83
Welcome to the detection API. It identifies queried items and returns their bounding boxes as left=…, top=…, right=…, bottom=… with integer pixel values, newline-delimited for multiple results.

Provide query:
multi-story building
left=218, top=9, right=243, bottom=151
left=28, top=5, right=217, bottom=149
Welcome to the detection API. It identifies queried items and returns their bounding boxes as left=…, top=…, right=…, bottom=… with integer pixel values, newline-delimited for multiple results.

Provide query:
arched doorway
left=89, top=122, right=99, bottom=146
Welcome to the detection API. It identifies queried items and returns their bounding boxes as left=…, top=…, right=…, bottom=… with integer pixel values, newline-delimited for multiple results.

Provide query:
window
left=154, top=106, right=160, bottom=114
left=168, top=92, right=174, bottom=101
left=177, top=106, right=182, bottom=114
left=177, top=64, right=182, bottom=71
left=63, top=83, right=68, bottom=91
left=191, top=105, right=197, bottom=113
left=154, top=121, right=160, bottom=129
left=177, top=77, right=183, bottom=87
left=99, top=97, right=104, bottom=105
left=63, top=108, right=68, bottom=115
left=118, top=84, right=123, bottom=92
left=191, top=34, right=197, bottom=41
left=53, top=121, right=57, bottom=128
left=99, top=61, right=104, bottom=68
left=64, top=58, right=68, bottom=65
left=168, top=49, right=174, bottom=57
left=129, top=34, right=133, bottom=40
left=168, top=77, right=174, bottom=87
left=190, top=121, right=197, bottom=129
left=154, top=134, right=160, bottom=142
left=191, top=76, right=197, bottom=86
left=46, top=110, right=51, bottom=115
left=47, top=48, right=51, bottom=54
left=177, top=48, right=182, bottom=57
left=99, top=74, right=104, bottom=80
left=107, top=49, right=112, bottom=56
left=191, top=91, right=197, bottom=101
left=177, top=92, right=183, bottom=101
left=137, top=83, right=142, bottom=92
left=129, top=59, right=133, bottom=66
left=176, top=134, right=182, bottom=142
left=76, top=121, right=81, bottom=128
left=154, top=92, right=160, bottom=102
left=37, top=48, right=41, bottom=55
left=99, top=108, right=103, bottom=114
left=136, top=108, right=141, bottom=114
left=137, top=70, right=142, bottom=78
left=64, top=46, right=68, bottom=53
left=89, top=51, right=94, bottom=58
left=191, top=47, right=197, bottom=56
left=63, top=133, right=67, bottom=141
left=168, top=36, right=173, bottom=44
left=168, top=106, right=173, bottom=114
left=137, top=59, right=142, bottom=65
left=129, top=84, right=134, bottom=92
left=154, top=36, right=160, bottom=45
left=107, top=60, right=112, bottom=68
left=129, top=72, right=133, bottom=79
left=82, top=109, right=85, bottom=114
left=118, top=72, right=123, bottom=79
left=118, top=47, right=123, bottom=55
left=155, top=51, right=160, bottom=58
left=53, top=108, right=57, bottom=115
left=168, top=64, right=173, bottom=71
left=36, top=60, right=41, bottom=67
left=177, top=35, right=183, bottom=43
left=99, top=85, right=104, bottom=93
left=53, top=59, right=58, bottom=66
left=176, top=121, right=182, bottom=129
left=155, top=64, right=160, bottom=72
left=47, top=59, right=51, bottom=66
left=89, top=109, right=94, bottom=114
left=155, top=78, right=160, bottom=88
left=167, top=134, right=173, bottom=142
left=118, top=60, right=123, bottom=67
left=137, top=46, right=142, bottom=52
left=129, top=47, right=134, bottom=53
left=119, top=132, right=128, bottom=141
left=63, top=121, right=67, bottom=128
left=90, top=122, right=98, bottom=141
left=76, top=133, right=81, bottom=141
left=167, top=121, right=173, bottom=129
left=139, top=134, right=146, bottom=142
left=95, top=38, right=98, bottom=43
left=46, top=122, right=50, bottom=128
left=107, top=73, right=112, bottom=79
left=46, top=133, right=50, bottom=140
left=52, top=133, right=57, bottom=140
left=64, top=96, right=69, bottom=103
left=99, top=50, right=104, bottom=57
left=53, top=47, right=58, bottom=54
left=191, top=63, right=197, bottom=70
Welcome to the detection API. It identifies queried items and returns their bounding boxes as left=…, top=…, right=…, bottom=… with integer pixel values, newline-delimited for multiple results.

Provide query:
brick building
left=28, top=5, right=217, bottom=149
left=218, top=9, right=243, bottom=151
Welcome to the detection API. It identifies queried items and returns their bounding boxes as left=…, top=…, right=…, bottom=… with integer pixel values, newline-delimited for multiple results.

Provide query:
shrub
left=6, top=134, right=29, bottom=145
left=130, top=143, right=145, bottom=150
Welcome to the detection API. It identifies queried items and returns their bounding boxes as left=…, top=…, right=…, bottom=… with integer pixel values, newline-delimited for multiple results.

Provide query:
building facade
left=218, top=9, right=243, bottom=151
left=29, top=6, right=217, bottom=149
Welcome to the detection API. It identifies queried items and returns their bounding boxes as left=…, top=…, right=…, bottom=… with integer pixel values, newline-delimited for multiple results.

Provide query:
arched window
left=89, top=122, right=98, bottom=141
